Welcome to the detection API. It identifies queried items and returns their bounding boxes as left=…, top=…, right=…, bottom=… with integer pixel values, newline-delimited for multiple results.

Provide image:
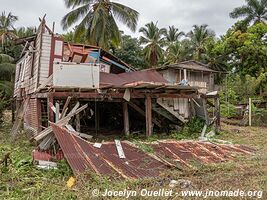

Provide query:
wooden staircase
left=152, top=98, right=187, bottom=124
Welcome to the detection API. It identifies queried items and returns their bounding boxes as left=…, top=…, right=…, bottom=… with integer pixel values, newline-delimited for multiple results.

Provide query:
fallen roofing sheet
left=51, top=124, right=169, bottom=179
left=51, top=124, right=254, bottom=179
left=151, top=140, right=254, bottom=167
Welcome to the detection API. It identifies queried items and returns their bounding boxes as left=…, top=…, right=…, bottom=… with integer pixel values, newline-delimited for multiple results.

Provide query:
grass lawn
left=0, top=112, right=266, bottom=199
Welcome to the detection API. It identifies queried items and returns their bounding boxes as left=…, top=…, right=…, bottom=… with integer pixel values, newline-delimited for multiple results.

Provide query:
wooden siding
left=39, top=33, right=52, bottom=84
left=14, top=23, right=53, bottom=97
left=158, top=69, right=214, bottom=93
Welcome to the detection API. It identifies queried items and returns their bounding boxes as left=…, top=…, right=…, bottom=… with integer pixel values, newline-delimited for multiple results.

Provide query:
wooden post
left=249, top=98, right=252, bottom=126
left=183, top=69, right=187, bottom=80
left=215, top=97, right=221, bottom=132
left=122, top=102, right=130, bottom=136
left=145, top=96, right=152, bottom=137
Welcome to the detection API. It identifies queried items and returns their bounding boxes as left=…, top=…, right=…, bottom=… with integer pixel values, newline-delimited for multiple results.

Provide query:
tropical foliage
left=139, top=22, right=166, bottom=66
left=230, top=0, right=267, bottom=25
left=0, top=53, right=15, bottom=123
left=0, top=12, right=18, bottom=51
left=61, top=0, right=139, bottom=49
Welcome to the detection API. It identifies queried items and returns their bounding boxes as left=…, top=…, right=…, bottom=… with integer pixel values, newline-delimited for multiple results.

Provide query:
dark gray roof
left=156, top=60, right=218, bottom=73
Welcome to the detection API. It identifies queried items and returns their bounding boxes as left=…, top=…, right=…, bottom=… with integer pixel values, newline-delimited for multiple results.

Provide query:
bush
left=171, top=117, right=205, bottom=140
left=220, top=103, right=239, bottom=118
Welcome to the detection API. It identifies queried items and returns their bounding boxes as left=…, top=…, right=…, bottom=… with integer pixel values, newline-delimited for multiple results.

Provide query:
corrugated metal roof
left=157, top=60, right=218, bottom=73
left=151, top=140, right=254, bottom=167
left=51, top=124, right=169, bottom=179
left=51, top=124, right=254, bottom=179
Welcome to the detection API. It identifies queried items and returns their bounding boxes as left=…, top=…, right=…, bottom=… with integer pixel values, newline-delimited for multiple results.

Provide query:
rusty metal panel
left=51, top=125, right=254, bottom=179
left=151, top=140, right=254, bottom=167
left=51, top=124, right=168, bottom=179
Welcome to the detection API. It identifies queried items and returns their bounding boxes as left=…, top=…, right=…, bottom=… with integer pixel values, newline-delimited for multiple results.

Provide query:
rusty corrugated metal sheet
left=51, top=124, right=169, bottom=179
left=151, top=140, right=254, bottom=167
left=51, top=125, right=254, bottom=179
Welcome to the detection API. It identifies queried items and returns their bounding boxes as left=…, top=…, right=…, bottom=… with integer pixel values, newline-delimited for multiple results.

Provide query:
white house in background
left=156, top=60, right=220, bottom=93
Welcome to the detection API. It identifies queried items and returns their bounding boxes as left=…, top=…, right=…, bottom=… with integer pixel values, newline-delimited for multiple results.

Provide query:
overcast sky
left=2, top=0, right=245, bottom=37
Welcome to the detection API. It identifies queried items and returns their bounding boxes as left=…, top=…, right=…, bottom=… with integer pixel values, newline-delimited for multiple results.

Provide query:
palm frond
left=111, top=2, right=139, bottom=32
left=61, top=3, right=91, bottom=30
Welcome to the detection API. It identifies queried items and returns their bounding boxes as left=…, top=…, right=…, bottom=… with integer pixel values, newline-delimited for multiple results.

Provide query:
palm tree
left=15, top=27, right=36, bottom=38
left=0, top=12, right=18, bottom=50
left=0, top=53, right=15, bottom=123
left=164, top=42, right=187, bottom=64
left=230, top=0, right=267, bottom=25
left=187, top=24, right=214, bottom=61
left=61, top=0, right=139, bottom=49
left=164, top=25, right=184, bottom=44
left=139, top=22, right=166, bottom=67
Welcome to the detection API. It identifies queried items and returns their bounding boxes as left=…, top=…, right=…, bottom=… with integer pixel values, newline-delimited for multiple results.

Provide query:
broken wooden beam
left=34, top=104, right=88, bottom=142
left=11, top=97, right=30, bottom=139
left=60, top=96, right=71, bottom=119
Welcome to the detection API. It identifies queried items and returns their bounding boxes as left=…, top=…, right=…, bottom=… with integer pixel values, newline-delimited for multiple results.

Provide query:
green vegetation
left=230, top=0, right=267, bottom=25
left=171, top=117, right=206, bottom=140
left=61, top=0, right=139, bottom=50
left=1, top=114, right=266, bottom=199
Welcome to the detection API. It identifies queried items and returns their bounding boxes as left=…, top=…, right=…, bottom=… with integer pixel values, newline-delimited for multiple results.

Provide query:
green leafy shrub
left=220, top=103, right=239, bottom=118
left=171, top=117, right=205, bottom=140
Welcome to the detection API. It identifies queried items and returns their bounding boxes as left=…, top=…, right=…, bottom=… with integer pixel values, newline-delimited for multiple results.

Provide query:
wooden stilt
left=145, top=96, right=152, bottom=137
left=122, top=101, right=130, bottom=136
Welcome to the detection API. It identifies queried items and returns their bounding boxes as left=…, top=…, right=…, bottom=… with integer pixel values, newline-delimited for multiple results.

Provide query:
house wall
left=158, top=69, right=215, bottom=93
left=14, top=23, right=54, bottom=97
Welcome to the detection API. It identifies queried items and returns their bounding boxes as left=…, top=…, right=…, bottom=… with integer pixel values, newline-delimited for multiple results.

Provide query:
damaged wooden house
left=156, top=61, right=221, bottom=130
left=13, top=20, right=212, bottom=151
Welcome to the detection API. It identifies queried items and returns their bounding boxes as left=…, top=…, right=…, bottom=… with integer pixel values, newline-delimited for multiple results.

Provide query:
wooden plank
left=11, top=97, right=30, bottom=139
left=60, top=96, right=71, bottom=119
left=34, top=104, right=88, bottom=141
left=115, top=140, right=126, bottom=159
left=122, top=102, right=130, bottom=136
left=55, top=102, right=60, bottom=122
left=145, top=96, right=152, bottom=137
